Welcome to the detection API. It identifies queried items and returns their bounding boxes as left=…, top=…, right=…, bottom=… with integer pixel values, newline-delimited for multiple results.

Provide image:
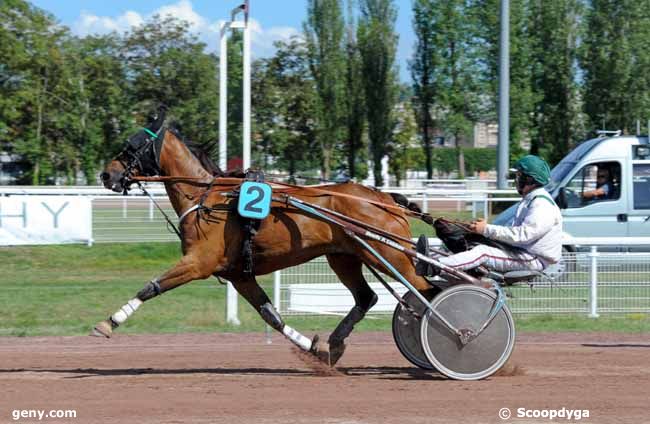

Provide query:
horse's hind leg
left=231, top=276, right=318, bottom=353
left=325, top=253, right=378, bottom=366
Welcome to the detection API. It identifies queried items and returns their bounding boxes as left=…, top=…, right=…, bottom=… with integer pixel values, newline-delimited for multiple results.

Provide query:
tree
left=436, top=0, right=482, bottom=178
left=389, top=102, right=419, bottom=186
left=358, top=0, right=399, bottom=186
left=0, top=6, right=226, bottom=184
left=251, top=59, right=276, bottom=170
left=0, top=0, right=71, bottom=183
left=253, top=38, right=319, bottom=177
left=410, top=0, right=481, bottom=179
left=60, top=35, right=133, bottom=183
left=226, top=30, right=244, bottom=164
left=473, top=0, right=531, bottom=162
left=304, top=0, right=346, bottom=180
left=626, top=2, right=650, bottom=134
left=123, top=16, right=219, bottom=147
left=344, top=0, right=366, bottom=180
left=410, top=0, right=437, bottom=179
left=529, top=0, right=582, bottom=164
left=582, top=0, right=650, bottom=136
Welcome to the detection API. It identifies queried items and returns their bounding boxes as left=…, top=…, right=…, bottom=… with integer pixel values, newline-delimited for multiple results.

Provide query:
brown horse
left=96, top=113, right=433, bottom=365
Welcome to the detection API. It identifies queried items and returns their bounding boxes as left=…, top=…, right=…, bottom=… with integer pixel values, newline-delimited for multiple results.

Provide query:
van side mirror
left=557, top=188, right=567, bottom=209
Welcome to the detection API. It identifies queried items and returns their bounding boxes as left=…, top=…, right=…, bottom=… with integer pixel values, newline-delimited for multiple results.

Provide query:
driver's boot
left=415, top=235, right=439, bottom=277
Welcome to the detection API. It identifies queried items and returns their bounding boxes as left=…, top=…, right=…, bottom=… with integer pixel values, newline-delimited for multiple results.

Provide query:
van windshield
left=546, top=137, right=604, bottom=191
left=547, top=161, right=575, bottom=192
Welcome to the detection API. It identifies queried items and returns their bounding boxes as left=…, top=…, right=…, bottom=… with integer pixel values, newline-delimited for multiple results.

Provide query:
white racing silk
left=483, top=187, right=563, bottom=265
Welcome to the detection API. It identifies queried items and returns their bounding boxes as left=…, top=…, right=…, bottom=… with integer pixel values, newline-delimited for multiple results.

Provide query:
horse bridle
left=117, top=126, right=166, bottom=192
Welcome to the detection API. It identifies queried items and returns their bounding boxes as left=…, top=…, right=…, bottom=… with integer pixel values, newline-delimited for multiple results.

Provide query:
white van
left=493, top=132, right=650, bottom=251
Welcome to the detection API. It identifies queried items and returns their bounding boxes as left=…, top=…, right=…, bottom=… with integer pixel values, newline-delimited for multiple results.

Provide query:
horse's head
left=100, top=108, right=167, bottom=193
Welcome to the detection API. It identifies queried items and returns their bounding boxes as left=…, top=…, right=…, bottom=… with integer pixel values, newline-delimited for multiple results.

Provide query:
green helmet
left=512, top=155, right=551, bottom=185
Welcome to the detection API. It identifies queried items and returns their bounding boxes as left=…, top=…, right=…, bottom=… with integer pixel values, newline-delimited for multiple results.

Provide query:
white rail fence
left=1, top=184, right=519, bottom=244
left=273, top=239, right=650, bottom=318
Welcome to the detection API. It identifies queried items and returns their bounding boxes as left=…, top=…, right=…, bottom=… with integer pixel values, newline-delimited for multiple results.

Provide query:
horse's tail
left=388, top=192, right=434, bottom=225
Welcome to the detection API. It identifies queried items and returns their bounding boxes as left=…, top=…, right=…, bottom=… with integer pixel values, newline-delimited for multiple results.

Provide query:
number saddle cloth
left=236, top=170, right=271, bottom=275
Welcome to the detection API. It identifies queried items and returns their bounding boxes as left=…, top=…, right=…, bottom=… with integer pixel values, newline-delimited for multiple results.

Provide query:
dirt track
left=0, top=332, right=648, bottom=424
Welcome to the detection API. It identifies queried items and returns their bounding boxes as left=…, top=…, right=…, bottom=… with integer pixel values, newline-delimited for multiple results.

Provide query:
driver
left=582, top=167, right=613, bottom=201
left=415, top=155, right=563, bottom=276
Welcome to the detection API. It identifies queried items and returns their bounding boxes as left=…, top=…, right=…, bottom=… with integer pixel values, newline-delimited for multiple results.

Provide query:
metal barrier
left=273, top=247, right=650, bottom=317
left=92, top=195, right=178, bottom=243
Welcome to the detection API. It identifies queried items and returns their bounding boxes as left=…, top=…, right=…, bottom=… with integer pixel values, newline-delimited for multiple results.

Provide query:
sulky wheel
left=420, top=284, right=515, bottom=380
left=392, top=290, right=438, bottom=370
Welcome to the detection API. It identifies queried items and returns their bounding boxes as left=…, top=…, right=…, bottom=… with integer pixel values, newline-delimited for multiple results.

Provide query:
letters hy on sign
left=0, top=196, right=92, bottom=245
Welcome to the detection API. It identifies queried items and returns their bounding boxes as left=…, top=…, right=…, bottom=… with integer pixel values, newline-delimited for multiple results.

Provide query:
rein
left=130, top=175, right=212, bottom=184
left=136, top=182, right=182, bottom=238
left=130, top=175, right=413, bottom=216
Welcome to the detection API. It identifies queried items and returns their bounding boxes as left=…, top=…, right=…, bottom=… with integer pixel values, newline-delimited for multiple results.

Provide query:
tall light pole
left=497, top=0, right=510, bottom=189
left=219, top=1, right=252, bottom=325
left=219, top=1, right=251, bottom=171
left=242, top=0, right=251, bottom=170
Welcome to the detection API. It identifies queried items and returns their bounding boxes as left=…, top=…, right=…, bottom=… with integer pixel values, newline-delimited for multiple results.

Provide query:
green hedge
left=411, top=147, right=497, bottom=174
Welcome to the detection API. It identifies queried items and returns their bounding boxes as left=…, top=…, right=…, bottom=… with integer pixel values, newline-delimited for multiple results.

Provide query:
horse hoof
left=328, top=341, right=347, bottom=367
left=90, top=320, right=113, bottom=338
left=309, top=335, right=331, bottom=364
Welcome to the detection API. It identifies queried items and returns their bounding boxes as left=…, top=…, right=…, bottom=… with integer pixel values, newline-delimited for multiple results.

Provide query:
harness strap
left=532, top=194, right=555, bottom=206
left=178, top=204, right=201, bottom=225
left=241, top=170, right=265, bottom=275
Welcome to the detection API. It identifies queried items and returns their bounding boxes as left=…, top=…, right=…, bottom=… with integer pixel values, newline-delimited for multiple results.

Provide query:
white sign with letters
left=0, top=196, right=92, bottom=245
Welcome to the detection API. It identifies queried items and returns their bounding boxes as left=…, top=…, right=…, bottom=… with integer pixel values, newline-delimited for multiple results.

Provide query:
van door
left=560, top=161, right=624, bottom=237
left=627, top=161, right=650, bottom=236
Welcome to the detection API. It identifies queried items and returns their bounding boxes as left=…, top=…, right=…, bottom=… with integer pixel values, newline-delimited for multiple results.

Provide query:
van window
left=633, top=164, right=650, bottom=209
left=544, top=138, right=608, bottom=191
left=564, top=161, right=621, bottom=208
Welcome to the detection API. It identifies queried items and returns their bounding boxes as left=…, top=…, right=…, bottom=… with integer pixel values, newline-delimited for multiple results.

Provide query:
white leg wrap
left=283, top=325, right=312, bottom=351
left=111, top=298, right=143, bottom=325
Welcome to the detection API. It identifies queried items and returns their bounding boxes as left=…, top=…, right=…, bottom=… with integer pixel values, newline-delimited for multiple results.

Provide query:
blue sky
left=29, top=0, right=415, bottom=82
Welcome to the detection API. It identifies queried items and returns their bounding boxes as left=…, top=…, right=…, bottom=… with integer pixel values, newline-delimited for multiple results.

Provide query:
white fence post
left=589, top=245, right=600, bottom=318
left=226, top=281, right=240, bottom=325
left=219, top=21, right=228, bottom=171
left=148, top=198, right=154, bottom=221
left=274, top=270, right=281, bottom=310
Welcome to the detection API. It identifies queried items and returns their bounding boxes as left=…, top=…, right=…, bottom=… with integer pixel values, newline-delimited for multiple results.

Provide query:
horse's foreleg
left=233, top=277, right=318, bottom=353
left=91, top=255, right=213, bottom=337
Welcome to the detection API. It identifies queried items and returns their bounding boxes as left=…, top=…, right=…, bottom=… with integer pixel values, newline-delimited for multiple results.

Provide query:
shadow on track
left=0, top=366, right=445, bottom=380
left=581, top=343, right=650, bottom=348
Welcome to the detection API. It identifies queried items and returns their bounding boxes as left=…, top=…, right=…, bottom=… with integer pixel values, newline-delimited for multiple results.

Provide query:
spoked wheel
left=420, top=284, right=515, bottom=380
left=392, top=289, right=438, bottom=370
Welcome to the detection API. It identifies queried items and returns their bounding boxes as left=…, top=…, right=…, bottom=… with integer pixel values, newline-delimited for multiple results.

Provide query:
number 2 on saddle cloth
left=236, top=170, right=272, bottom=274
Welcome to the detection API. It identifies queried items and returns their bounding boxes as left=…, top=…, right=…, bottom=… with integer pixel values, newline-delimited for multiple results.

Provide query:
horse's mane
left=167, top=126, right=244, bottom=178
